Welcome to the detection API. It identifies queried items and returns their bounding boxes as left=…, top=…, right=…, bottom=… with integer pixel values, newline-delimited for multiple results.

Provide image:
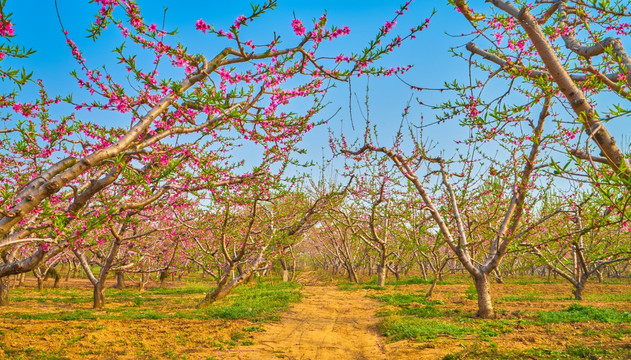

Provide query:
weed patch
left=538, top=304, right=631, bottom=324
left=380, top=316, right=472, bottom=341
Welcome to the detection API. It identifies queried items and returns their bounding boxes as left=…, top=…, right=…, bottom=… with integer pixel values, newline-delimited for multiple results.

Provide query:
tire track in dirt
left=235, top=273, right=387, bottom=360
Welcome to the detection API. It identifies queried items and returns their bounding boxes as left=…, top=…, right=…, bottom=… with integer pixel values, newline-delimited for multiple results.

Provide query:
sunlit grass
left=0, top=278, right=301, bottom=322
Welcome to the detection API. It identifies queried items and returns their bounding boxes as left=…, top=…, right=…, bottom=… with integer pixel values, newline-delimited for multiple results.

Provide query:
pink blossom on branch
left=195, top=18, right=211, bottom=33
left=291, top=19, right=306, bottom=36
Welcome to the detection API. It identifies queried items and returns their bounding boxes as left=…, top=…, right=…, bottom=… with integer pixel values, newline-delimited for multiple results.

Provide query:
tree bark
left=159, top=271, right=168, bottom=288
left=138, top=273, right=149, bottom=291
left=116, top=271, right=126, bottom=290
left=376, top=263, right=386, bottom=287
left=474, top=273, right=495, bottom=318
left=420, top=262, right=427, bottom=280
left=93, top=282, right=105, bottom=309
left=36, top=276, right=44, bottom=291
left=280, top=258, right=289, bottom=282
left=347, top=264, right=359, bottom=283
left=197, top=270, right=251, bottom=308
left=573, top=278, right=587, bottom=301
left=426, top=277, right=438, bottom=299
left=0, top=276, right=9, bottom=306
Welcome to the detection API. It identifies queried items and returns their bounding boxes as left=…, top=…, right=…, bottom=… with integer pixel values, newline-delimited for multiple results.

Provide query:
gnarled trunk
left=197, top=270, right=251, bottom=309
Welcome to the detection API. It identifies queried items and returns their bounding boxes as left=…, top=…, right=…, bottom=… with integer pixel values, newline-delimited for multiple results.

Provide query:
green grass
left=9, top=289, right=92, bottom=304
left=584, top=292, right=631, bottom=302
left=538, top=304, right=631, bottom=324
left=442, top=344, right=631, bottom=359
left=396, top=305, right=445, bottom=318
left=380, top=316, right=473, bottom=341
left=370, top=293, right=443, bottom=307
left=142, top=283, right=209, bottom=295
left=1, top=279, right=301, bottom=322
left=372, top=292, right=450, bottom=319
left=12, top=309, right=98, bottom=321
left=198, top=281, right=301, bottom=321
left=464, top=284, right=477, bottom=300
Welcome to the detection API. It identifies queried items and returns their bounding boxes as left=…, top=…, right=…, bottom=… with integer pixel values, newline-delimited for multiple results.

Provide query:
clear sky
left=3, top=0, right=471, bottom=145
left=7, top=1, right=626, bottom=180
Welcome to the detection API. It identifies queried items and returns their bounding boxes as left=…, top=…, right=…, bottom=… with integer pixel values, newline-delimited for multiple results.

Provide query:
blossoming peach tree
left=0, top=0, right=425, bottom=305
left=332, top=0, right=631, bottom=318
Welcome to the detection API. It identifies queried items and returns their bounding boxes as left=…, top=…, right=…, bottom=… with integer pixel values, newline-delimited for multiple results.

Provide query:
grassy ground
left=0, top=275, right=301, bottom=359
left=3, top=272, right=631, bottom=359
left=338, top=274, right=631, bottom=359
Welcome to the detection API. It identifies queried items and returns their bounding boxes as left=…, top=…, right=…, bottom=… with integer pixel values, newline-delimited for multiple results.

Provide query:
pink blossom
left=195, top=19, right=210, bottom=33
left=291, top=19, right=305, bottom=36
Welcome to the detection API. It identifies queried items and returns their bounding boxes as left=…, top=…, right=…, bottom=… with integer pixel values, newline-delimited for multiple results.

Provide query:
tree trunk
left=139, top=273, right=149, bottom=291
left=36, top=277, right=44, bottom=291
left=376, top=263, right=386, bottom=287
left=159, top=271, right=167, bottom=288
left=245, top=270, right=255, bottom=284
left=116, top=271, right=126, bottom=290
left=388, top=264, right=400, bottom=281
left=494, top=268, right=504, bottom=284
left=573, top=283, right=585, bottom=301
left=197, top=271, right=250, bottom=309
left=290, top=250, right=297, bottom=282
left=474, top=273, right=495, bottom=318
left=0, top=276, right=9, bottom=306
left=17, top=273, right=25, bottom=287
left=426, top=277, right=438, bottom=299
left=348, top=264, right=359, bottom=283
left=93, top=282, right=105, bottom=309
left=280, top=259, right=289, bottom=282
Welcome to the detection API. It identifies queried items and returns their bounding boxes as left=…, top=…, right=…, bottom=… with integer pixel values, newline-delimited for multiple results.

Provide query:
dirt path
left=236, top=273, right=388, bottom=360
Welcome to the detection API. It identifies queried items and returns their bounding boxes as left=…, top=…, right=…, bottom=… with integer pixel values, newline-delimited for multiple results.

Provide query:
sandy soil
left=229, top=273, right=631, bottom=359
left=235, top=273, right=388, bottom=359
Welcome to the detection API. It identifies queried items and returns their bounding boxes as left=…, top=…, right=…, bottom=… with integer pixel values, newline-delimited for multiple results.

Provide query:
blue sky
left=6, top=1, right=627, bottom=181
left=4, top=0, right=476, bottom=177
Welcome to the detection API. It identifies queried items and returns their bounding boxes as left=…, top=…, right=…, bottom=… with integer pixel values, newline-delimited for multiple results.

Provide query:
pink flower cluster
left=195, top=19, right=211, bottom=33
left=292, top=19, right=306, bottom=36
left=0, top=19, right=14, bottom=37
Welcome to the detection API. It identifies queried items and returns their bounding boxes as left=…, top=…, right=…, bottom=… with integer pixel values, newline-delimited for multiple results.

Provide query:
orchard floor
left=1, top=273, right=631, bottom=359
